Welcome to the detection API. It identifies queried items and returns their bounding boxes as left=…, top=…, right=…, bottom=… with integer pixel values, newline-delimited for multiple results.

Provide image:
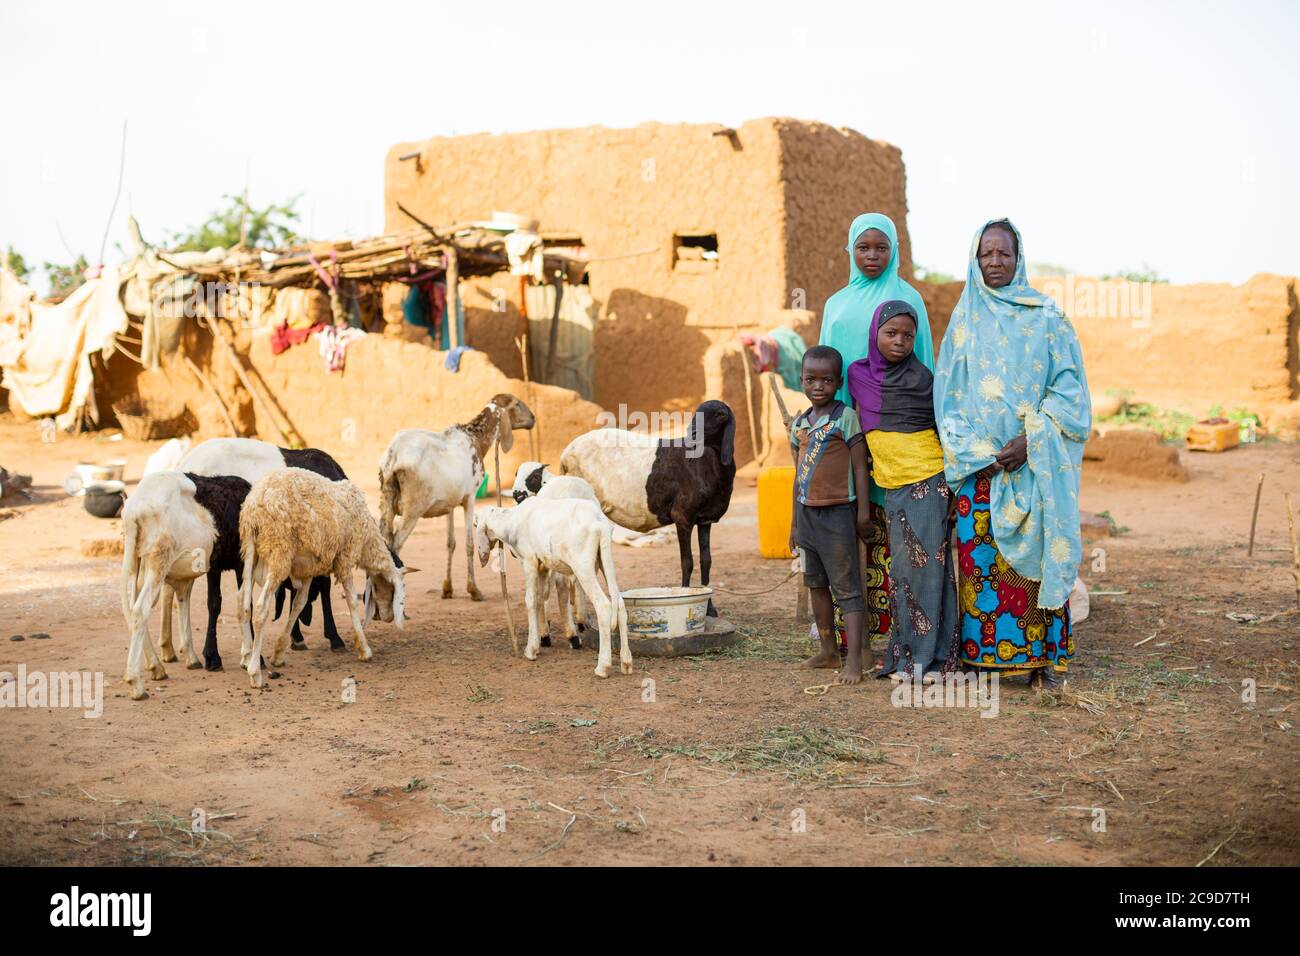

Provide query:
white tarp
left=0, top=266, right=128, bottom=428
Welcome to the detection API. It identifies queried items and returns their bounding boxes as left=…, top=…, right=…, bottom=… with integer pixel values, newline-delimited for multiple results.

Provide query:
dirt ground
left=0, top=417, right=1297, bottom=867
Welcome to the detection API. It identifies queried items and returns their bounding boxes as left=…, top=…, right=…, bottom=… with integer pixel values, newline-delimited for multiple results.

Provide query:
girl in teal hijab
left=817, top=213, right=932, bottom=651
left=819, top=213, right=934, bottom=468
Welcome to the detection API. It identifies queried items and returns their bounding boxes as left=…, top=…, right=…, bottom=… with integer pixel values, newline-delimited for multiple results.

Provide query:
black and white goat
left=120, top=472, right=253, bottom=699
left=559, top=400, right=735, bottom=615
left=170, top=437, right=350, bottom=669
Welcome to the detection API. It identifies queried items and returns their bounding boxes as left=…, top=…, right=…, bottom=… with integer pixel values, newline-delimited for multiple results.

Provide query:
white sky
left=2, top=0, right=1297, bottom=291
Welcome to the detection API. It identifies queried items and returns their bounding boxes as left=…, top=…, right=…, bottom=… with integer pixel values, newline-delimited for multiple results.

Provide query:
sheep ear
left=400, top=565, right=420, bottom=574
left=497, top=413, right=514, bottom=453
left=721, top=413, right=736, bottom=466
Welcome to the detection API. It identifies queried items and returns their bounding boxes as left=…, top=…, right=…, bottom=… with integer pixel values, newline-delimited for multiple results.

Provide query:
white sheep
left=120, top=472, right=230, bottom=700
left=473, top=496, right=631, bottom=678
left=379, top=394, right=534, bottom=601
left=238, top=468, right=407, bottom=689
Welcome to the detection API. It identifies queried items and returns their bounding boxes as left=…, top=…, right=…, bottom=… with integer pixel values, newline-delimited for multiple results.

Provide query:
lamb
left=473, top=496, right=631, bottom=678
left=559, top=399, right=736, bottom=615
left=120, top=472, right=253, bottom=701
left=378, top=394, right=535, bottom=601
left=508, top=461, right=601, bottom=647
left=511, top=461, right=676, bottom=548
left=238, top=468, right=407, bottom=689
left=170, top=437, right=351, bottom=667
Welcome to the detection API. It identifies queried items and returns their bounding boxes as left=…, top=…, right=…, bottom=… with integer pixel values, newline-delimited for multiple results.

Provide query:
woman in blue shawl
left=819, top=213, right=933, bottom=649
left=934, top=219, right=1091, bottom=690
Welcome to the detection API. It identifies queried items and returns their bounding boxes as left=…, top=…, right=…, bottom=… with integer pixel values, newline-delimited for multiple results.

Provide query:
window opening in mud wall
left=673, top=233, right=719, bottom=273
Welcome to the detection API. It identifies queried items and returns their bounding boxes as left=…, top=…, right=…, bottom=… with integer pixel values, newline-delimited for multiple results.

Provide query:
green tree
left=1028, top=261, right=1071, bottom=276
left=43, top=255, right=89, bottom=300
left=5, top=245, right=29, bottom=281
left=1101, top=264, right=1167, bottom=283
left=914, top=265, right=957, bottom=284
left=171, top=193, right=303, bottom=252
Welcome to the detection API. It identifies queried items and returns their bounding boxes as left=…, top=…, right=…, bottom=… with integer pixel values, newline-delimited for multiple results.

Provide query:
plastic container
left=1186, top=419, right=1240, bottom=453
left=476, top=471, right=490, bottom=499
left=757, top=465, right=796, bottom=558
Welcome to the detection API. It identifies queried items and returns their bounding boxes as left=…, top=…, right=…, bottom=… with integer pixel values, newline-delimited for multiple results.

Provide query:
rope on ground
left=708, top=569, right=799, bottom=597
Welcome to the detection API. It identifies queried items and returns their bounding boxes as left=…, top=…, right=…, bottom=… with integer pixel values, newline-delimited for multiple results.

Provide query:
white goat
left=120, top=472, right=229, bottom=700
left=238, top=469, right=407, bottom=689
left=379, top=394, right=534, bottom=601
left=474, top=497, right=631, bottom=678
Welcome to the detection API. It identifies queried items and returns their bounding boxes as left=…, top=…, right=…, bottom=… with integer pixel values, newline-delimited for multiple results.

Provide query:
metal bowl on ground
left=622, top=586, right=713, bottom=639
left=83, top=480, right=125, bottom=518
left=65, top=459, right=127, bottom=496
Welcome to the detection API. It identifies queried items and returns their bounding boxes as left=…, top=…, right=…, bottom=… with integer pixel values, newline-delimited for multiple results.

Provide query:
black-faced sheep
left=559, top=399, right=736, bottom=615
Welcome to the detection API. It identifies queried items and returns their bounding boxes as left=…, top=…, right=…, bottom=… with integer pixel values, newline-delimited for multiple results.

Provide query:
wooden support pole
left=206, top=317, right=302, bottom=447
left=1287, top=493, right=1300, bottom=612
left=445, top=246, right=460, bottom=351
left=182, top=354, right=239, bottom=436
left=1248, top=472, right=1265, bottom=557
left=495, top=439, right=520, bottom=654
left=516, top=334, right=540, bottom=462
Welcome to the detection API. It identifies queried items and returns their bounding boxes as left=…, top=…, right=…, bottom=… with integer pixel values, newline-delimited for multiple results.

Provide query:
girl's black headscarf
left=846, top=299, right=936, bottom=433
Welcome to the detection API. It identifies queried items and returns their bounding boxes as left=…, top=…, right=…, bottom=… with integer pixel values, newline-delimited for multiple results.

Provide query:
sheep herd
left=118, top=396, right=738, bottom=700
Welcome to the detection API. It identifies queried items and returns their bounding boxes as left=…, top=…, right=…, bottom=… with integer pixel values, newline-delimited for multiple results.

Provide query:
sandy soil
left=0, top=418, right=1297, bottom=866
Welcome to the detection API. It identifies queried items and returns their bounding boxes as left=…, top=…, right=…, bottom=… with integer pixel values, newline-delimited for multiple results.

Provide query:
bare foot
left=837, top=650, right=864, bottom=685
left=803, top=649, right=842, bottom=669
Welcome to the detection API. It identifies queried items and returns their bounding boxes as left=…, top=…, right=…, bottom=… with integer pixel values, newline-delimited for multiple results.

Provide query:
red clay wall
left=384, top=119, right=913, bottom=421
left=920, top=273, right=1300, bottom=436
left=239, top=332, right=606, bottom=487
left=777, top=120, right=916, bottom=327
left=1031, top=273, right=1299, bottom=433
left=385, top=120, right=792, bottom=415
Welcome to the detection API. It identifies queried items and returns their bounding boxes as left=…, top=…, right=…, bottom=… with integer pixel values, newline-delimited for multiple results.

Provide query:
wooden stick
left=768, top=371, right=793, bottom=433
left=732, top=323, right=761, bottom=466
left=768, top=374, right=808, bottom=622
left=1287, top=493, right=1300, bottom=612
left=495, top=439, right=519, bottom=654
left=516, top=335, right=540, bottom=462
left=517, top=283, right=537, bottom=462
left=545, top=274, right=563, bottom=384
left=206, top=317, right=302, bottom=447
left=1248, top=472, right=1265, bottom=557
left=181, top=354, right=239, bottom=436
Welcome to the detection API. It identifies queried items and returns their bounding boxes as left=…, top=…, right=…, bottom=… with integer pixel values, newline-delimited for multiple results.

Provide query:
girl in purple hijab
left=847, top=300, right=959, bottom=683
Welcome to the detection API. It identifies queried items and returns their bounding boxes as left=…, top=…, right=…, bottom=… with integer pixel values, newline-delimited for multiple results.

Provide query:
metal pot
left=83, top=480, right=125, bottom=518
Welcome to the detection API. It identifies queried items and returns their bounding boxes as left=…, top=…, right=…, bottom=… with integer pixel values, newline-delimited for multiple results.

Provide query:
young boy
left=788, top=345, right=873, bottom=684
